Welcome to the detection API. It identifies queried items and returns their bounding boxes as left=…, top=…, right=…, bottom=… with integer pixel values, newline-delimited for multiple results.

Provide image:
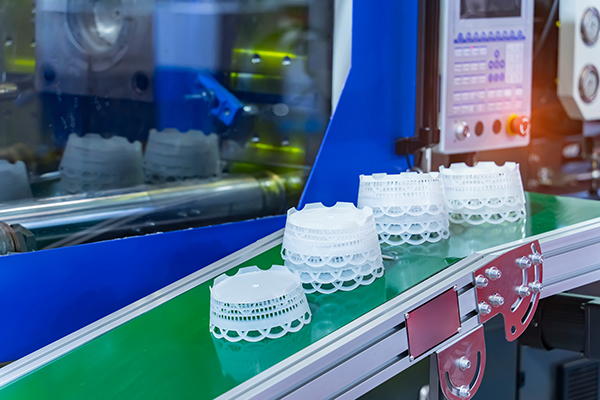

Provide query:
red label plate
left=406, top=288, right=461, bottom=359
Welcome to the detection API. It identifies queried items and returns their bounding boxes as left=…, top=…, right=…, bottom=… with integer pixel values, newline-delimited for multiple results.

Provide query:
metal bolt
left=516, top=285, right=531, bottom=297
left=410, top=355, right=415, bottom=361
left=405, top=313, right=410, bottom=320
left=458, top=386, right=472, bottom=398
left=488, top=293, right=505, bottom=307
left=478, top=302, right=492, bottom=315
left=529, top=281, right=543, bottom=294
left=475, top=275, right=489, bottom=288
left=456, top=357, right=471, bottom=371
left=529, top=253, right=544, bottom=266
left=516, top=256, right=532, bottom=269
left=485, top=267, right=502, bottom=281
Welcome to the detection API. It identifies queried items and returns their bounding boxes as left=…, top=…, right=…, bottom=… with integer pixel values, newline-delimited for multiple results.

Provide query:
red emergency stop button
left=508, top=115, right=530, bottom=137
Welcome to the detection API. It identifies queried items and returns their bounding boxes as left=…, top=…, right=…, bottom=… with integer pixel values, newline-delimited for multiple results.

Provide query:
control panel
left=436, top=0, right=534, bottom=154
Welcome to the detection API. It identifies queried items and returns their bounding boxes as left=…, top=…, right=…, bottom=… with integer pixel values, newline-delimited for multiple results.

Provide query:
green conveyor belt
left=2, top=193, right=600, bottom=399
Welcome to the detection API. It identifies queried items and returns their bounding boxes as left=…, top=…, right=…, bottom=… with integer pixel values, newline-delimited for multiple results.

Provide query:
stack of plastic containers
left=144, top=129, right=221, bottom=184
left=0, top=160, right=32, bottom=202
left=209, top=265, right=311, bottom=342
left=440, top=162, right=526, bottom=225
left=357, top=172, right=449, bottom=245
left=282, top=202, right=384, bottom=294
left=59, top=134, right=144, bottom=194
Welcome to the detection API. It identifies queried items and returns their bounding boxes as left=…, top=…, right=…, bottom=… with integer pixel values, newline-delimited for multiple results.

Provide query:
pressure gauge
left=579, top=64, right=599, bottom=103
left=581, top=7, right=600, bottom=46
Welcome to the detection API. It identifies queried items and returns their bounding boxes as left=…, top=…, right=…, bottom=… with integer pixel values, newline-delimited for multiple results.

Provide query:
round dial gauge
left=581, top=7, right=600, bottom=46
left=579, top=65, right=599, bottom=103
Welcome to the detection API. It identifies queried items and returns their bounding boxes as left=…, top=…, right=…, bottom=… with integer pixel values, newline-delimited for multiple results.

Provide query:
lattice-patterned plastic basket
left=144, top=129, right=221, bottom=183
left=59, top=134, right=144, bottom=194
left=439, top=162, right=526, bottom=225
left=357, top=172, right=450, bottom=245
left=210, top=265, right=311, bottom=342
left=0, top=160, right=32, bottom=202
left=282, top=202, right=384, bottom=294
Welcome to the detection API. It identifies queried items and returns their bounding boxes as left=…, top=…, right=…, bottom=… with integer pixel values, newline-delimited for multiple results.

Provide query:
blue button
left=494, top=49, right=500, bottom=58
left=493, top=73, right=499, bottom=82
left=481, top=32, right=487, bottom=41
left=473, top=32, right=479, bottom=41
left=510, top=30, right=516, bottom=40
left=494, top=60, right=500, bottom=68
left=488, top=74, right=493, bottom=82
left=489, top=31, right=495, bottom=41
left=488, top=61, right=494, bottom=69
left=496, top=31, right=502, bottom=40
left=503, top=30, right=508, bottom=40
left=500, top=60, right=505, bottom=68
left=466, top=32, right=472, bottom=42
left=458, top=33, right=464, bottom=43
left=518, top=30, right=525, bottom=40
left=500, top=73, right=505, bottom=81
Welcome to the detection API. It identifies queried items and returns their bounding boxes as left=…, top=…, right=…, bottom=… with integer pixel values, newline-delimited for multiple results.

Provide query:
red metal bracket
left=474, top=240, right=544, bottom=341
left=435, top=326, right=486, bottom=400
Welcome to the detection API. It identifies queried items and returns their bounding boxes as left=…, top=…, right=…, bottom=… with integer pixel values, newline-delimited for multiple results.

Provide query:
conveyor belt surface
left=1, top=193, right=600, bottom=399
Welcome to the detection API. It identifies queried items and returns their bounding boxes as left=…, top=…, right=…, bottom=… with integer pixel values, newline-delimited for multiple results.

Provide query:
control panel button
left=508, top=115, right=531, bottom=137
left=515, top=87, right=524, bottom=97
left=475, top=122, right=484, bottom=136
left=455, top=48, right=463, bottom=57
left=493, top=120, right=502, bottom=134
left=480, top=47, right=487, bottom=56
left=453, top=92, right=461, bottom=102
left=455, top=121, right=470, bottom=140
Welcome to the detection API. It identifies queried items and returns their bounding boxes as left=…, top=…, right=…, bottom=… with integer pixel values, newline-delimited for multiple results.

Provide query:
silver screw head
left=478, top=302, right=492, bottom=315
left=516, top=285, right=531, bottom=297
left=516, top=256, right=532, bottom=269
left=488, top=293, right=505, bottom=307
left=529, top=281, right=543, bottom=294
left=485, top=267, right=502, bottom=281
left=475, top=275, right=489, bottom=288
left=529, top=253, right=544, bottom=266
left=456, top=357, right=471, bottom=371
left=458, top=386, right=472, bottom=398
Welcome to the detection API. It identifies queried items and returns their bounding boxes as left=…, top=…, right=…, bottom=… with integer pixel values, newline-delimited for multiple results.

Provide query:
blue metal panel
left=300, top=0, right=419, bottom=206
left=0, top=215, right=285, bottom=361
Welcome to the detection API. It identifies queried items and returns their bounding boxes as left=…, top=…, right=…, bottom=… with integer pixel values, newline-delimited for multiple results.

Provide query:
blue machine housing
left=0, top=0, right=418, bottom=361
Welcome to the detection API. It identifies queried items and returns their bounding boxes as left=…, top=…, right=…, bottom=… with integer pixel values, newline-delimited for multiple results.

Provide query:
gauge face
left=579, top=65, right=599, bottom=103
left=581, top=7, right=600, bottom=46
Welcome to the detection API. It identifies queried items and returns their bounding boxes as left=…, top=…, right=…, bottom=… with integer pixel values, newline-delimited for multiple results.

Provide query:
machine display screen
left=461, top=0, right=521, bottom=19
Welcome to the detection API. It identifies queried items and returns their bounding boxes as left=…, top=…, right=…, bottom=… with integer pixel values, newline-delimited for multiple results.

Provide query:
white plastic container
left=0, top=160, right=32, bottom=202
left=282, top=202, right=384, bottom=294
left=59, top=134, right=144, bottom=194
left=144, top=129, right=220, bottom=183
left=210, top=265, right=311, bottom=342
left=440, top=162, right=526, bottom=225
left=358, top=172, right=450, bottom=245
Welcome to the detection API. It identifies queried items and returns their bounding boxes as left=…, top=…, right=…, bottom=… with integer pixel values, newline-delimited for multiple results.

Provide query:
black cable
left=405, top=153, right=412, bottom=170
left=533, top=0, right=559, bottom=60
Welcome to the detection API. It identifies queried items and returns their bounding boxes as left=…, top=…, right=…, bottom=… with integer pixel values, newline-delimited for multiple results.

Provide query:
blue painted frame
left=0, top=0, right=418, bottom=361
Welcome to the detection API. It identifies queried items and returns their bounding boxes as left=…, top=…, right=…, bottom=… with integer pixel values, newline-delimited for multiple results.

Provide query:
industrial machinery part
left=0, top=222, right=36, bottom=254
left=520, top=293, right=600, bottom=359
left=0, top=172, right=299, bottom=251
left=558, top=0, right=600, bottom=122
left=436, top=0, right=534, bottom=154
left=35, top=0, right=154, bottom=101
